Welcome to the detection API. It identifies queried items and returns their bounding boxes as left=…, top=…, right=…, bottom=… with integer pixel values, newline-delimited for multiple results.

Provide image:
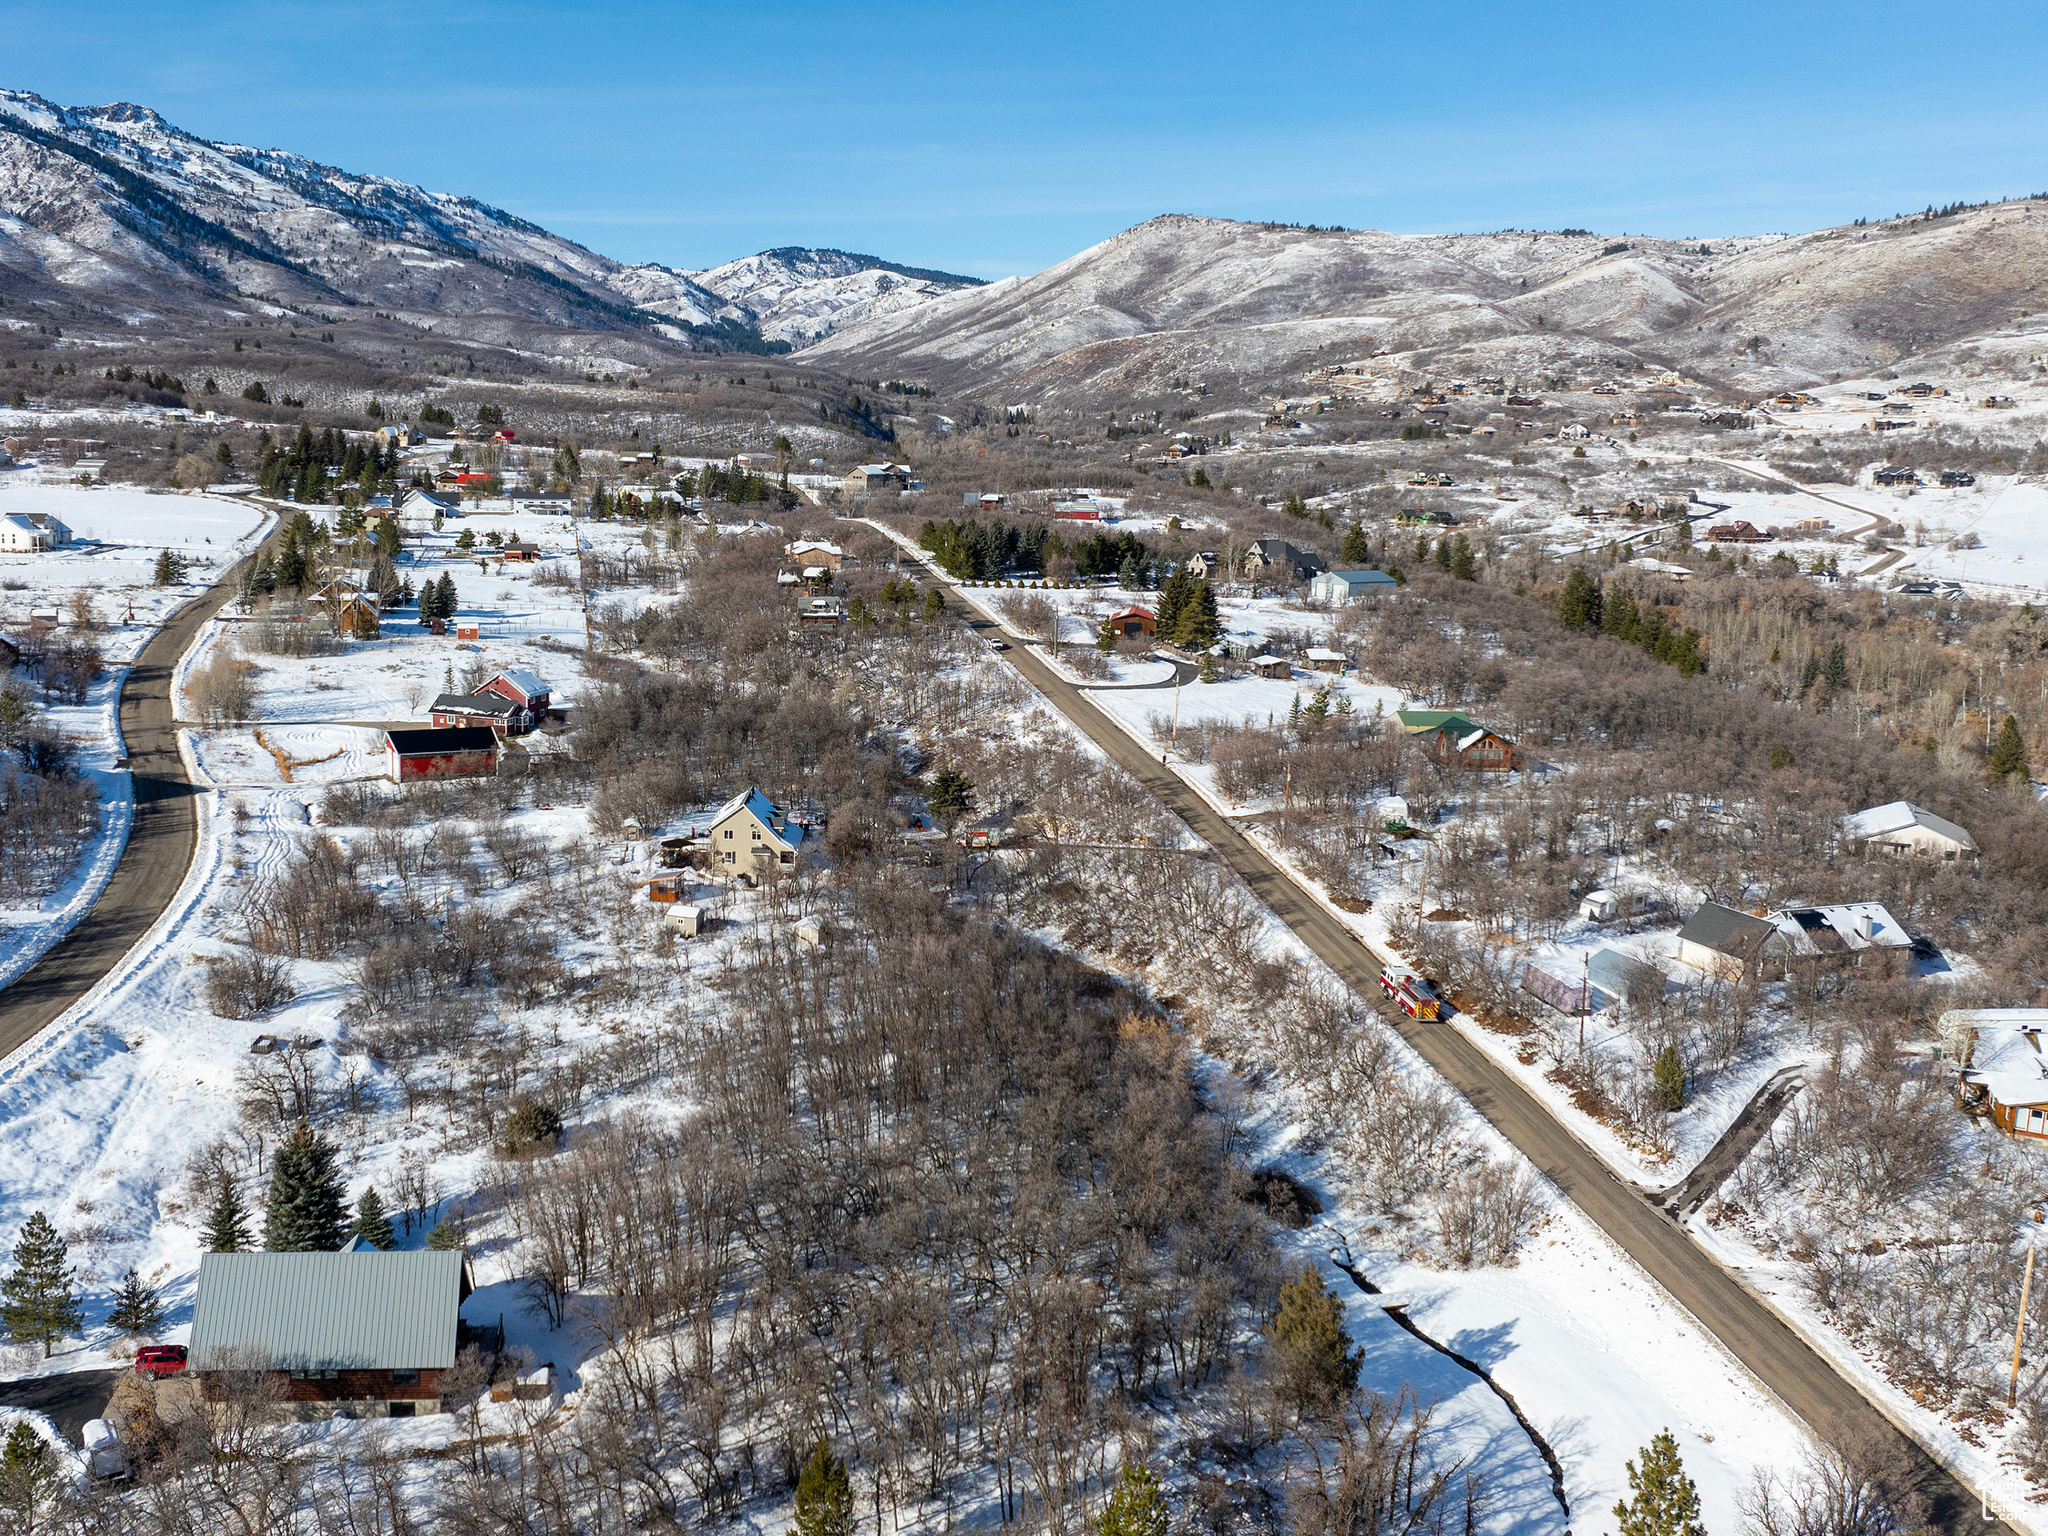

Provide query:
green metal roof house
left=190, top=1250, right=471, bottom=1418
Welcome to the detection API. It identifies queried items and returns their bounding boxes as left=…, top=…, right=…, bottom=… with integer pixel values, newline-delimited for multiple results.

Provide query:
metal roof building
left=190, top=1251, right=464, bottom=1373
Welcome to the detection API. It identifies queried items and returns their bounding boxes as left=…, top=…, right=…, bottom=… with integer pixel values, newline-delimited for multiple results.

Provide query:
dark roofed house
left=1675, top=902, right=1776, bottom=980
left=430, top=692, right=527, bottom=736
left=1244, top=537, right=1325, bottom=583
left=1705, top=520, right=1771, bottom=542
left=189, top=1250, right=472, bottom=1419
left=1392, top=709, right=1522, bottom=772
left=385, top=726, right=499, bottom=781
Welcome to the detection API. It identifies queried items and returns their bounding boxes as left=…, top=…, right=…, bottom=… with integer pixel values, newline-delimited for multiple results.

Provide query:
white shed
left=1579, top=890, right=1619, bottom=922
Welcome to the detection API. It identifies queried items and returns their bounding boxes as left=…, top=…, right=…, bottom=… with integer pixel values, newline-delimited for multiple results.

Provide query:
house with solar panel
left=189, top=1249, right=486, bottom=1418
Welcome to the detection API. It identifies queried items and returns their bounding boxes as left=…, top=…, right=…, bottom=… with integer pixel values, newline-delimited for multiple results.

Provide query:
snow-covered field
left=0, top=485, right=271, bottom=992
left=174, top=508, right=606, bottom=729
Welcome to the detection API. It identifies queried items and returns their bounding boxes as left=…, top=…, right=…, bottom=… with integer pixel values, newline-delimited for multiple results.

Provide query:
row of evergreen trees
left=919, top=517, right=1056, bottom=581
left=1557, top=569, right=1708, bottom=676
left=0, top=1126, right=422, bottom=1358
left=256, top=425, right=405, bottom=504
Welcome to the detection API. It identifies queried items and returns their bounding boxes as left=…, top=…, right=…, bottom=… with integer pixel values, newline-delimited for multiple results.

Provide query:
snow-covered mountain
left=0, top=90, right=978, bottom=353
left=805, top=208, right=2048, bottom=396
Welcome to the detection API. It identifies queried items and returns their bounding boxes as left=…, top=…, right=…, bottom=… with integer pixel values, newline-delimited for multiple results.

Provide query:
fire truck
left=1379, top=965, right=1440, bottom=1021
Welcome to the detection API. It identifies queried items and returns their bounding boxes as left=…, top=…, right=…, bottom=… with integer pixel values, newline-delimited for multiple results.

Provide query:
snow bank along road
left=909, top=561, right=2005, bottom=1535
left=0, top=551, right=259, bottom=1061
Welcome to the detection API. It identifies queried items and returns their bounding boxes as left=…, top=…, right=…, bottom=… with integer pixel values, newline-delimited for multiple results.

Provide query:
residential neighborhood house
left=189, top=1249, right=472, bottom=1419
left=1843, top=801, right=1977, bottom=861
left=707, top=788, right=807, bottom=872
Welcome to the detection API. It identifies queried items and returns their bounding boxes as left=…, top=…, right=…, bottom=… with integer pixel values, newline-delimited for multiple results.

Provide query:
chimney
left=1854, top=911, right=1875, bottom=942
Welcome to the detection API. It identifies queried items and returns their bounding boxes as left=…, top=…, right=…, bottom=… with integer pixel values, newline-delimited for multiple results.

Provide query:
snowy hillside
left=807, top=207, right=2048, bottom=396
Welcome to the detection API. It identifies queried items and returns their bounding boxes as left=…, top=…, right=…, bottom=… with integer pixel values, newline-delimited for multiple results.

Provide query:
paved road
left=0, top=1368, right=123, bottom=1444
left=938, top=603, right=2002, bottom=1533
left=0, top=561, right=254, bottom=1062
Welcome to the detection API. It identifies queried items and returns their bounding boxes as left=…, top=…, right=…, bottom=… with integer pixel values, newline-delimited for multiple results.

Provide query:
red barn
left=385, top=726, right=499, bottom=781
left=479, top=669, right=551, bottom=717
left=1105, top=606, right=1157, bottom=638
left=430, top=692, right=527, bottom=736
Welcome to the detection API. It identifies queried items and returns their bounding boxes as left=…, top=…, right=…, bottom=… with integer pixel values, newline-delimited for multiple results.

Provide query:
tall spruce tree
left=350, top=1189, right=396, bottom=1250
left=1340, top=520, right=1371, bottom=565
left=1449, top=535, right=1477, bottom=581
left=1558, top=568, right=1602, bottom=630
left=203, top=1181, right=252, bottom=1253
left=107, top=1267, right=166, bottom=1340
left=0, top=1212, right=82, bottom=1358
left=1155, top=566, right=1193, bottom=639
left=1821, top=639, right=1851, bottom=691
left=790, top=1440, right=854, bottom=1536
left=1990, top=715, right=2031, bottom=782
left=1613, top=1430, right=1705, bottom=1536
left=264, top=1124, right=348, bottom=1252
left=1173, top=581, right=1220, bottom=648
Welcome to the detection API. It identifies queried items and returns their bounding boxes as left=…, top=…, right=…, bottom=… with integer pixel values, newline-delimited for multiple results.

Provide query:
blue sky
left=8, top=1, right=2047, bottom=278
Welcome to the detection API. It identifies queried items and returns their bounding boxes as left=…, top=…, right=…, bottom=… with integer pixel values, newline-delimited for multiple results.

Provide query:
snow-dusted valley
left=5, top=79, right=2048, bottom=1536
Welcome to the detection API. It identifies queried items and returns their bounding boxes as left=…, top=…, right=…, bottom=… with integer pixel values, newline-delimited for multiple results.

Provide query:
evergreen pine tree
left=1433, top=537, right=1453, bottom=572
left=922, top=587, right=945, bottom=622
left=1613, top=1430, right=1705, bottom=1536
left=1155, top=566, right=1193, bottom=639
left=0, top=1212, right=82, bottom=1358
left=1341, top=521, right=1371, bottom=565
left=1821, top=640, right=1851, bottom=691
left=1266, top=1266, right=1362, bottom=1415
left=1198, top=653, right=1218, bottom=683
left=790, top=1440, right=855, bottom=1536
left=1990, top=715, right=2031, bottom=782
left=1652, top=1047, right=1686, bottom=1111
left=107, top=1267, right=166, bottom=1339
left=151, top=548, right=187, bottom=587
left=350, top=1189, right=396, bottom=1250
left=1603, top=588, right=1637, bottom=639
left=1449, top=535, right=1477, bottom=581
left=1117, top=554, right=1141, bottom=591
left=203, top=1181, right=252, bottom=1253
left=1174, top=580, right=1220, bottom=647
left=264, top=1124, right=349, bottom=1252
left=0, top=1419, right=52, bottom=1516
left=1558, top=568, right=1602, bottom=630
left=1799, top=652, right=1822, bottom=693
left=1097, top=1461, right=1170, bottom=1536
left=436, top=572, right=458, bottom=621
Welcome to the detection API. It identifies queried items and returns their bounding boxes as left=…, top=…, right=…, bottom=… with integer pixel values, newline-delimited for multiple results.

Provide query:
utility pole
left=2013, top=1243, right=2037, bottom=1407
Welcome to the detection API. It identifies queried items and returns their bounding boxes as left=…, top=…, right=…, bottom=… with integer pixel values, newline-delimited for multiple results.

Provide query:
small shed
left=1252, top=655, right=1293, bottom=679
left=664, top=903, right=704, bottom=936
left=795, top=916, right=826, bottom=948
left=501, top=540, right=542, bottom=562
left=1304, top=648, right=1347, bottom=672
left=645, top=874, right=685, bottom=904
left=1579, top=890, right=1619, bottom=922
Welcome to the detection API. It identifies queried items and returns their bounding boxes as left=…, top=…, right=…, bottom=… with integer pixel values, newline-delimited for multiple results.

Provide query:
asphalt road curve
left=960, top=611, right=2003, bottom=1535
left=0, top=562, right=253, bottom=1062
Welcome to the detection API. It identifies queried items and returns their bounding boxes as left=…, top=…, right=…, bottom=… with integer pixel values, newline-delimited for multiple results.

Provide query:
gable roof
left=386, top=726, right=499, bottom=756
left=489, top=668, right=550, bottom=699
left=710, top=787, right=805, bottom=850
left=431, top=692, right=520, bottom=717
left=1842, top=800, right=1975, bottom=850
left=1394, top=709, right=1478, bottom=737
left=1676, top=902, right=1776, bottom=956
left=190, top=1250, right=463, bottom=1372
left=1320, top=569, right=1398, bottom=589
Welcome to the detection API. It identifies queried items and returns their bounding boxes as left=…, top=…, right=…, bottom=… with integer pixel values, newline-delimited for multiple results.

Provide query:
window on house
left=391, top=1369, right=419, bottom=1385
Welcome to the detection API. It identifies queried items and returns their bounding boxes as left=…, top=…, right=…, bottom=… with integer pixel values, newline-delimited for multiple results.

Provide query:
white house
left=1843, top=801, right=1977, bottom=861
left=0, top=512, right=72, bottom=552
left=1310, top=569, right=1398, bottom=603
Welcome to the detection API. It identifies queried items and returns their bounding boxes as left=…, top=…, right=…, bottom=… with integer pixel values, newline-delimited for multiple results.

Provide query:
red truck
left=1379, top=966, right=1441, bottom=1021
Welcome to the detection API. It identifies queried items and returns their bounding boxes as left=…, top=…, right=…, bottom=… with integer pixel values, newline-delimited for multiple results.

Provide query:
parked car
left=134, top=1344, right=187, bottom=1378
